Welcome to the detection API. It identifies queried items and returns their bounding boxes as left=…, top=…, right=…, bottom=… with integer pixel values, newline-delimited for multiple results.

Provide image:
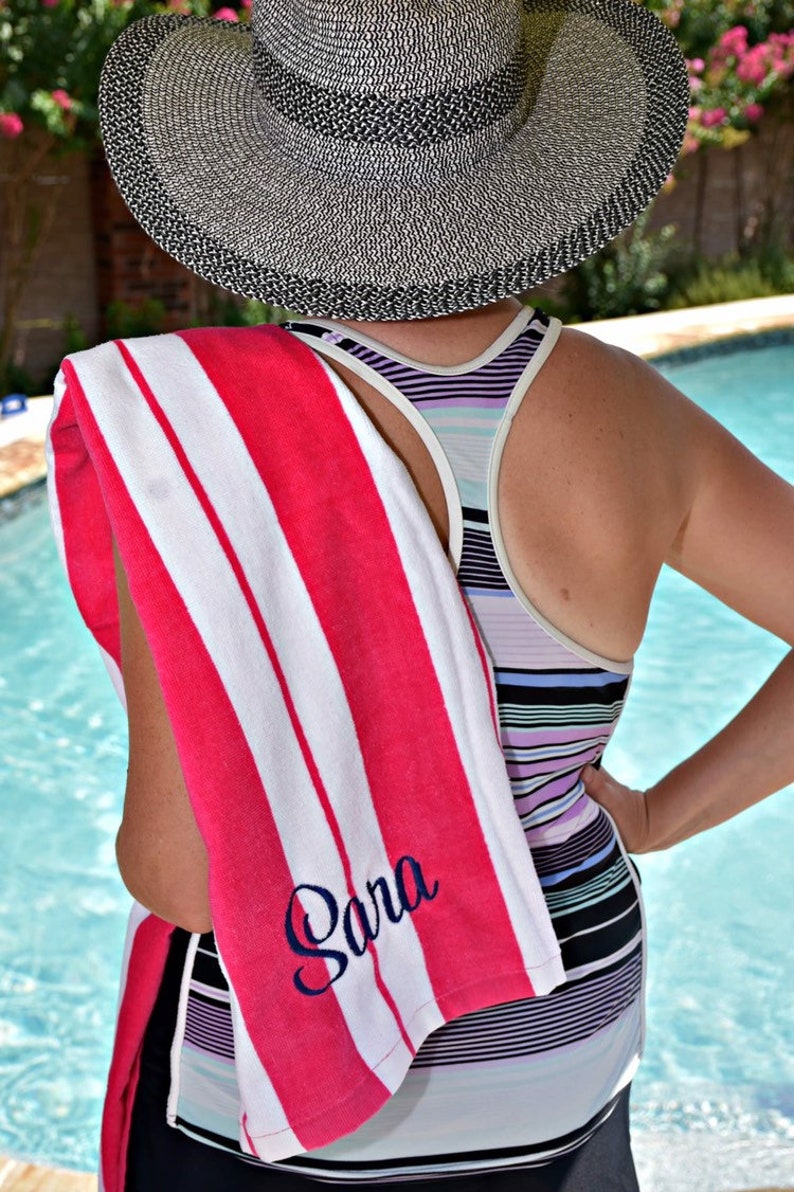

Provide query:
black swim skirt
left=125, top=930, right=640, bottom=1192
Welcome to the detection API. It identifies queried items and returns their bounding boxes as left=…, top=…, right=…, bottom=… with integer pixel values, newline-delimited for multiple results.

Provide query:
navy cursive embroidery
left=285, top=855, right=439, bottom=996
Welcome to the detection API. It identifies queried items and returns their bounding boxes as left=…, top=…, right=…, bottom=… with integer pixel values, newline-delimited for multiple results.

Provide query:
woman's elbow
left=115, top=823, right=213, bottom=934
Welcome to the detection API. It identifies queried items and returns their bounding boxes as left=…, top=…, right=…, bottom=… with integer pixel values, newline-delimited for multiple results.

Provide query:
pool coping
left=2, top=293, right=793, bottom=1189
left=0, top=397, right=52, bottom=501
left=579, top=292, right=794, bottom=358
left=0, top=1155, right=97, bottom=1190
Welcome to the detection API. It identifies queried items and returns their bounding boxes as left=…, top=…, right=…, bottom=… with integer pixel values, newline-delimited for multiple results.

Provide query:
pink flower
left=736, top=59, right=766, bottom=85
left=688, top=105, right=702, bottom=121
left=744, top=102, right=764, bottom=123
left=700, top=107, right=727, bottom=128
left=689, top=75, right=703, bottom=92
left=768, top=33, right=794, bottom=78
left=0, top=112, right=24, bottom=139
left=718, top=25, right=749, bottom=57
left=687, top=58, right=705, bottom=74
left=51, top=89, right=72, bottom=111
left=736, top=45, right=770, bottom=85
left=213, top=6, right=238, bottom=19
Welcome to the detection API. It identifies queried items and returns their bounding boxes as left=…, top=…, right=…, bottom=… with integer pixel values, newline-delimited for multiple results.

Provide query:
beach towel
left=46, top=325, right=564, bottom=1189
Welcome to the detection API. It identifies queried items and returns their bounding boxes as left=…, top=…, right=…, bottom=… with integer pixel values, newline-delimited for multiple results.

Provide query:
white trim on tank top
left=290, top=305, right=533, bottom=376
left=487, top=319, right=634, bottom=676
left=287, top=313, right=634, bottom=676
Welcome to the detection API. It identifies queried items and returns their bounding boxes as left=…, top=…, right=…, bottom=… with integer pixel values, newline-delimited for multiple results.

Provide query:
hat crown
left=253, top=0, right=524, bottom=99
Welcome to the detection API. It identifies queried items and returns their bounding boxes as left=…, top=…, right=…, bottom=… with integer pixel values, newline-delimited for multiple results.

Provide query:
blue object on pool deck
left=1, top=393, right=28, bottom=417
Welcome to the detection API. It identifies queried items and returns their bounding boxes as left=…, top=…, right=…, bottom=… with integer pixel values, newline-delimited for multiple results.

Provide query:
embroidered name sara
left=287, top=856, right=440, bottom=995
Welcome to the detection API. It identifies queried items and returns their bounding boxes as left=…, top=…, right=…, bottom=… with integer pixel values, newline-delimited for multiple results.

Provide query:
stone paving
left=0, top=1157, right=96, bottom=1191
left=0, top=396, right=51, bottom=499
left=582, top=292, right=794, bottom=357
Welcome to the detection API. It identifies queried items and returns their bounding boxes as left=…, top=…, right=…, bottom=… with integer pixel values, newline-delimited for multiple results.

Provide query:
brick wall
left=0, top=144, right=98, bottom=391
left=0, top=144, right=224, bottom=391
left=90, top=156, right=221, bottom=338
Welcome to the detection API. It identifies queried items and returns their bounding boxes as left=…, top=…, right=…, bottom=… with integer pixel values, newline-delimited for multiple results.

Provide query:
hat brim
left=99, top=0, right=688, bottom=320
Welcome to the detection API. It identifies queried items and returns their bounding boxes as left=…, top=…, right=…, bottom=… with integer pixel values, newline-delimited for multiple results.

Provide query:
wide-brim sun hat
left=99, top=0, right=689, bottom=321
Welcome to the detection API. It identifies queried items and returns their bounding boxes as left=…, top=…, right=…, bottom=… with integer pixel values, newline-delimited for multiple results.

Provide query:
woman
left=47, top=1, right=794, bottom=1190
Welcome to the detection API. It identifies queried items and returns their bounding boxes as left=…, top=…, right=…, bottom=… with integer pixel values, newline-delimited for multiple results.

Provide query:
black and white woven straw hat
left=99, top=0, right=688, bottom=321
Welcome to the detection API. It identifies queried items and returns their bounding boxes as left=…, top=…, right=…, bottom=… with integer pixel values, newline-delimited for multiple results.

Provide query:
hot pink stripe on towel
left=99, top=912, right=173, bottom=1192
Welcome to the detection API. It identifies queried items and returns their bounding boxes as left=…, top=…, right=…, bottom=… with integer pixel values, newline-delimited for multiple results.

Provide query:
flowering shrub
left=0, top=0, right=250, bottom=394
left=685, top=25, right=794, bottom=151
left=0, top=0, right=250, bottom=148
left=645, top=1, right=794, bottom=154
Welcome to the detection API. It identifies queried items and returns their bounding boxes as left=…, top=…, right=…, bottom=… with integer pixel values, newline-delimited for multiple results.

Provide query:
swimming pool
left=0, top=337, right=792, bottom=1183
left=614, top=338, right=794, bottom=1188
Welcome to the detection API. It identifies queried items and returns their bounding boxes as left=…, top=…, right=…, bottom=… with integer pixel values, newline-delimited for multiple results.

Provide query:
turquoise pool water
left=0, top=338, right=792, bottom=1179
left=612, top=340, right=794, bottom=1179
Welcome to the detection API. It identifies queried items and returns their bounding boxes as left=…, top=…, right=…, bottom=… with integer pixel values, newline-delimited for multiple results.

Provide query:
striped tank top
left=167, top=307, right=645, bottom=1179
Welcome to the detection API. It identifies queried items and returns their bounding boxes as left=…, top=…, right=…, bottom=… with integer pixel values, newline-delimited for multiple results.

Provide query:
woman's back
left=324, top=297, right=690, bottom=666
left=164, top=304, right=645, bottom=1178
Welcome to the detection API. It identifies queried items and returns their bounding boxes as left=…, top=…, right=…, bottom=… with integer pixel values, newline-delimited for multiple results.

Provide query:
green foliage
left=548, top=209, right=678, bottom=323
left=531, top=233, right=794, bottom=322
left=642, top=1, right=794, bottom=155
left=0, top=0, right=249, bottom=149
left=0, top=359, right=36, bottom=397
left=666, top=252, right=794, bottom=307
left=206, top=295, right=293, bottom=326
left=106, top=298, right=167, bottom=339
left=103, top=294, right=289, bottom=340
left=62, top=313, right=89, bottom=355
left=644, top=0, right=794, bottom=59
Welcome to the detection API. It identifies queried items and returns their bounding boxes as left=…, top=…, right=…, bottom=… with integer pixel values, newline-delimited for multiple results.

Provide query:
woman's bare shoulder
left=544, top=326, right=711, bottom=492
left=497, top=327, right=697, bottom=660
left=554, top=325, right=687, bottom=415
left=550, top=325, right=794, bottom=643
left=518, top=324, right=697, bottom=500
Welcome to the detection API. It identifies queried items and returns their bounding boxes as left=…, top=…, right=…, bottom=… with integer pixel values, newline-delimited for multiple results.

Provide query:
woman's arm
left=113, top=542, right=212, bottom=931
left=586, top=360, right=794, bottom=852
left=585, top=647, right=794, bottom=851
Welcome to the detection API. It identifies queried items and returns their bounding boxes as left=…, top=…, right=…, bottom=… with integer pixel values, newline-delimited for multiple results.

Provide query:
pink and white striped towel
left=46, top=325, right=564, bottom=1187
